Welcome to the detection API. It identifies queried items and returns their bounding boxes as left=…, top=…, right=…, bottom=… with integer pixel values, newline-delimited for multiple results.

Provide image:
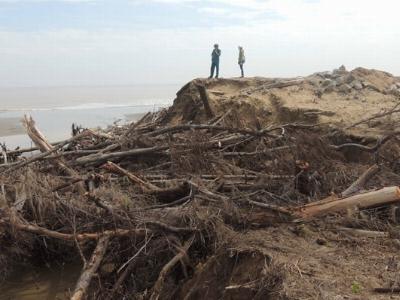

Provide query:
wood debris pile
left=1, top=79, right=400, bottom=299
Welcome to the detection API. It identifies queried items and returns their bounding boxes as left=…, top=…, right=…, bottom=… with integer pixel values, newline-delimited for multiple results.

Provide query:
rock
left=351, top=80, right=363, bottom=90
left=335, top=76, right=345, bottom=85
left=362, top=81, right=381, bottom=92
left=388, top=85, right=400, bottom=96
left=338, top=65, right=347, bottom=72
left=333, top=65, right=347, bottom=75
left=323, top=82, right=336, bottom=93
left=343, top=74, right=355, bottom=84
left=337, top=84, right=352, bottom=94
left=315, top=71, right=332, bottom=79
left=321, top=79, right=332, bottom=87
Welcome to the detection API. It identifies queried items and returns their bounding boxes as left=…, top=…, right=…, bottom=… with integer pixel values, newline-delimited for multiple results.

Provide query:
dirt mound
left=163, top=66, right=400, bottom=139
left=179, top=248, right=284, bottom=300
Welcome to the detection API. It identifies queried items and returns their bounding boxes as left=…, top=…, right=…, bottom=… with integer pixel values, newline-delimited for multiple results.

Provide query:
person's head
left=214, top=44, right=219, bottom=49
left=238, top=46, right=243, bottom=50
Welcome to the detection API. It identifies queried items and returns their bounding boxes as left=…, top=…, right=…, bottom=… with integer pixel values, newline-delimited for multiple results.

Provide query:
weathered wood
left=337, top=227, right=387, bottom=238
left=0, top=219, right=148, bottom=241
left=222, top=146, right=290, bottom=157
left=296, top=186, right=400, bottom=218
left=342, top=165, right=380, bottom=197
left=145, top=124, right=278, bottom=138
left=73, top=146, right=168, bottom=166
left=102, top=161, right=161, bottom=192
left=330, top=133, right=400, bottom=153
left=195, top=83, right=215, bottom=118
left=150, top=235, right=194, bottom=300
left=374, top=287, right=400, bottom=293
left=22, top=115, right=87, bottom=194
left=1, top=126, right=90, bottom=175
left=70, top=235, right=110, bottom=300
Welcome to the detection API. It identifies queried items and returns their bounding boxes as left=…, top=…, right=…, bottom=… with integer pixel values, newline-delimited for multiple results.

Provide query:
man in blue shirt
left=209, top=44, right=221, bottom=79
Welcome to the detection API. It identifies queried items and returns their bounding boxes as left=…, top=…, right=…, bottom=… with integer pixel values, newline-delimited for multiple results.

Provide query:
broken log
left=195, top=83, right=215, bottom=118
left=342, top=165, right=380, bottom=197
left=71, top=235, right=110, bottom=300
left=73, top=146, right=168, bottom=166
left=295, top=186, right=400, bottom=219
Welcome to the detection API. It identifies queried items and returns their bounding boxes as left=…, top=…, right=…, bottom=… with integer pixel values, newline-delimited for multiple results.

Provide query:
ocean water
left=0, top=84, right=179, bottom=149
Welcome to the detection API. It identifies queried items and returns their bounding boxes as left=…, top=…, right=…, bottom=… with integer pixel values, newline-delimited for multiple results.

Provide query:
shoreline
left=0, top=117, right=25, bottom=137
left=0, top=107, right=152, bottom=149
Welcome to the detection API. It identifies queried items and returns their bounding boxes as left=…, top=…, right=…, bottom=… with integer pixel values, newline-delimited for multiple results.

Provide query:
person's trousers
left=239, top=64, right=244, bottom=77
left=210, top=62, right=219, bottom=78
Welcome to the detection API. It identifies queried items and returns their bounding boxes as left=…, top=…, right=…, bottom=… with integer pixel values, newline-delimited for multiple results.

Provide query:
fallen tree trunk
left=70, top=235, right=110, bottom=300
left=295, top=186, right=400, bottom=219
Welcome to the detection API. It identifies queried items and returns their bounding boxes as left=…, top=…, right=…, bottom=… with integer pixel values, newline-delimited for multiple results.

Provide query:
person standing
left=209, top=44, right=221, bottom=79
left=238, top=46, right=245, bottom=78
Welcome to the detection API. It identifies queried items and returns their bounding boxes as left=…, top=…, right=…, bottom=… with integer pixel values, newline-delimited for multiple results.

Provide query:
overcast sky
left=0, top=0, right=399, bottom=87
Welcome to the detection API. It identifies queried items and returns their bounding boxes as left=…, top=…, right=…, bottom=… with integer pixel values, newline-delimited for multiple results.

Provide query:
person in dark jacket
left=209, top=44, right=221, bottom=79
left=238, top=46, right=245, bottom=77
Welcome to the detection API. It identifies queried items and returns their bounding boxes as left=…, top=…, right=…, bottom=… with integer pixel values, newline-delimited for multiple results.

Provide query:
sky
left=0, top=0, right=399, bottom=87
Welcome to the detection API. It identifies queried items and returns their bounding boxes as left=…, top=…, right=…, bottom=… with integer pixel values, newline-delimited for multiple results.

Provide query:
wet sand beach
left=0, top=117, right=24, bottom=137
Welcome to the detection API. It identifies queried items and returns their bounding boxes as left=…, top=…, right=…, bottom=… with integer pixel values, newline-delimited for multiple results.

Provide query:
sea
left=0, top=84, right=179, bottom=149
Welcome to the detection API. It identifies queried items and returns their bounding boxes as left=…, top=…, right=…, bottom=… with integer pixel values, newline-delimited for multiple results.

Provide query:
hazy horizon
left=1, top=0, right=400, bottom=87
left=0, top=84, right=179, bottom=110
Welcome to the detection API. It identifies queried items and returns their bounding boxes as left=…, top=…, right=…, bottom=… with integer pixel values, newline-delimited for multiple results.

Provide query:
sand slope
left=164, top=66, right=400, bottom=139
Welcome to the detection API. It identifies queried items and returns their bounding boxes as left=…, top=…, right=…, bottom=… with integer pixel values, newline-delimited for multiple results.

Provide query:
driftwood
left=71, top=235, right=110, bottom=300
left=103, top=162, right=191, bottom=202
left=342, top=164, right=380, bottom=197
left=145, top=124, right=278, bottom=138
left=150, top=235, right=195, bottom=300
left=0, top=219, right=148, bottom=241
left=296, top=186, right=400, bottom=218
left=241, top=79, right=304, bottom=94
left=330, top=133, right=400, bottom=153
left=22, top=115, right=86, bottom=194
left=195, top=83, right=215, bottom=118
left=73, top=146, right=168, bottom=166
left=3, top=96, right=400, bottom=299
left=222, top=146, right=290, bottom=157
left=337, top=227, right=387, bottom=238
left=374, top=287, right=400, bottom=293
left=0, top=127, right=91, bottom=175
left=102, top=161, right=160, bottom=192
left=346, top=102, right=400, bottom=129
